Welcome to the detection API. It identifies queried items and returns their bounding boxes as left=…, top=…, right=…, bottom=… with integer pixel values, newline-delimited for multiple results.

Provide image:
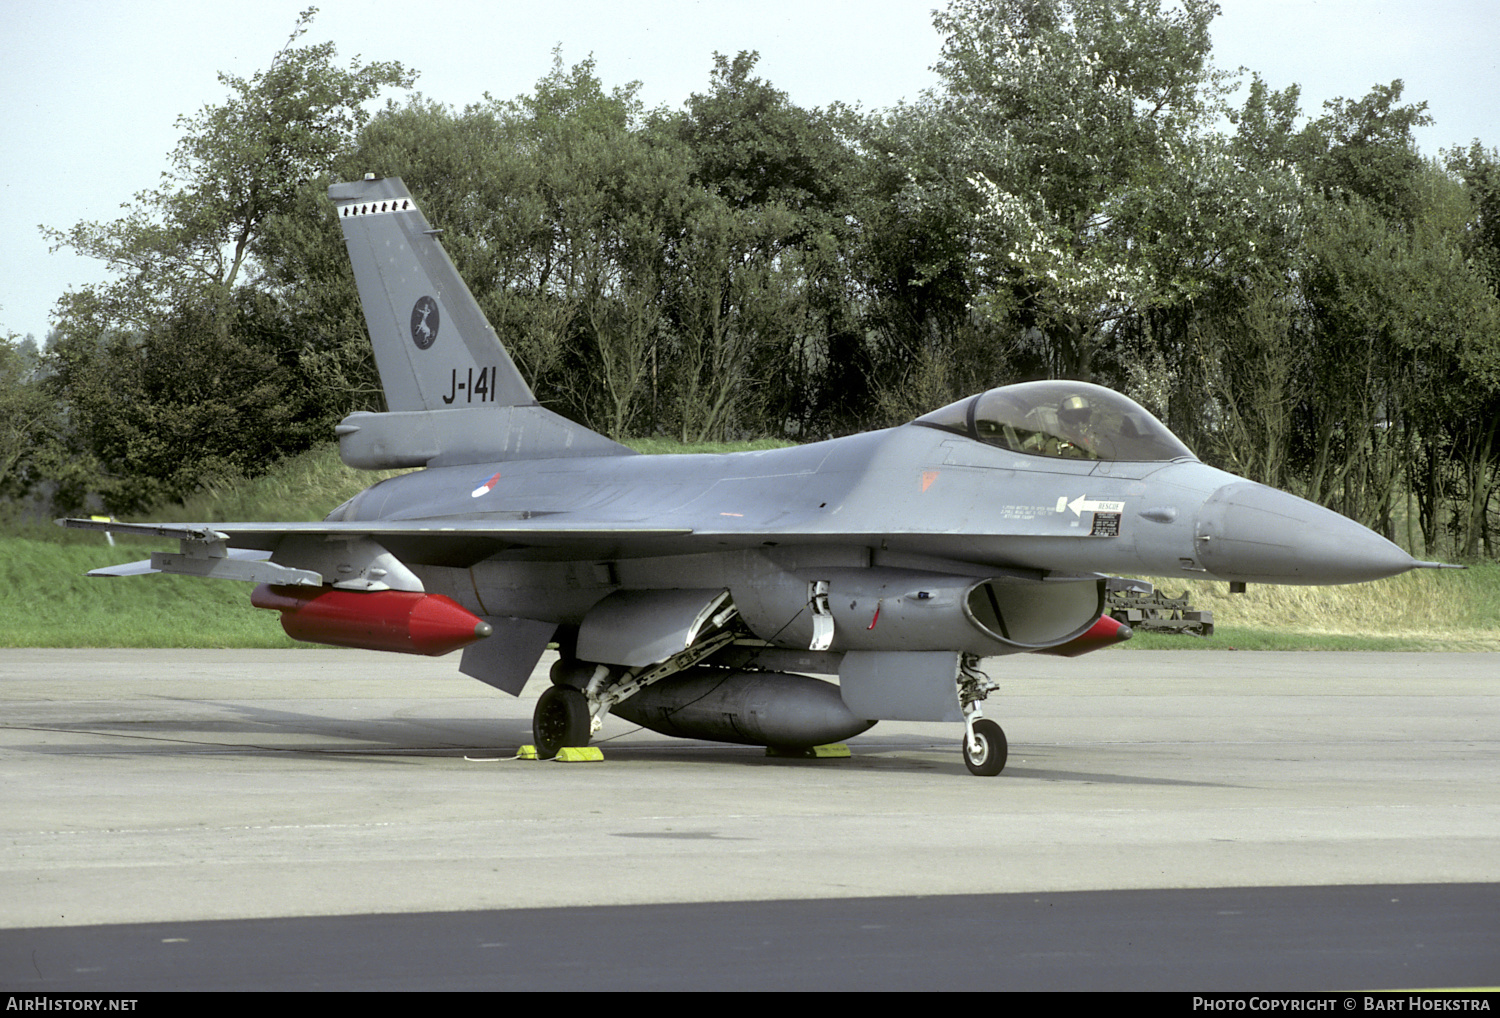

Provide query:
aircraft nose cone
left=1195, top=482, right=1419, bottom=585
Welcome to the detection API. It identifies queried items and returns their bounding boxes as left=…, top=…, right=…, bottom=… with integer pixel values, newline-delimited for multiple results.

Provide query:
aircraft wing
left=62, top=517, right=695, bottom=549
left=59, top=514, right=1058, bottom=588
left=59, top=517, right=698, bottom=585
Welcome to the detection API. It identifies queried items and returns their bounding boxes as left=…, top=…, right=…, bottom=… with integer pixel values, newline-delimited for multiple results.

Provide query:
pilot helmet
left=1058, top=394, right=1093, bottom=425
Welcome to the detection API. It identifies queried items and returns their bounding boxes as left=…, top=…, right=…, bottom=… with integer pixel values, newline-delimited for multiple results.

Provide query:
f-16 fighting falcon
left=63, top=176, right=1454, bottom=776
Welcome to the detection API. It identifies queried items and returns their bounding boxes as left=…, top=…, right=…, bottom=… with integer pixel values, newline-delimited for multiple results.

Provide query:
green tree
left=657, top=52, right=864, bottom=439
left=503, top=54, right=678, bottom=437
left=1445, top=141, right=1500, bottom=290
left=1274, top=81, right=1498, bottom=553
left=45, top=8, right=414, bottom=330
left=1292, top=172, right=1500, bottom=552
left=0, top=332, right=59, bottom=501
left=1439, top=142, right=1500, bottom=556
left=46, top=297, right=326, bottom=514
left=41, top=8, right=414, bottom=512
left=1300, top=80, right=1431, bottom=228
left=1178, top=73, right=1311, bottom=474
left=928, top=0, right=1234, bottom=380
left=850, top=99, right=1013, bottom=426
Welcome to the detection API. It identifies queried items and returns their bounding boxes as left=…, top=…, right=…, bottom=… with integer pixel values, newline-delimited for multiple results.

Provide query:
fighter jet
left=63, top=175, right=1453, bottom=776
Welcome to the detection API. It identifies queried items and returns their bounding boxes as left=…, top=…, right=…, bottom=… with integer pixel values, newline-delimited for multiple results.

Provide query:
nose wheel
left=962, top=718, right=1008, bottom=776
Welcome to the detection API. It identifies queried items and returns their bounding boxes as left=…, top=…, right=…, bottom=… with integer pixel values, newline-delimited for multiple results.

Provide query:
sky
left=2, top=0, right=1496, bottom=343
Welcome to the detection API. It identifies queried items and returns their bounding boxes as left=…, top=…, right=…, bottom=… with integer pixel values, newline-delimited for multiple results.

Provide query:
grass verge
left=0, top=536, right=298, bottom=648
left=1118, top=564, right=1500, bottom=651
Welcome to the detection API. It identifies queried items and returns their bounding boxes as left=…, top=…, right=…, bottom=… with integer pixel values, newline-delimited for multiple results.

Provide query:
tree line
left=4, top=1, right=1498, bottom=561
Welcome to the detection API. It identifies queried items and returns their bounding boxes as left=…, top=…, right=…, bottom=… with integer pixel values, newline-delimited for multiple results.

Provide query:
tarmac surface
left=1, top=648, right=1496, bottom=989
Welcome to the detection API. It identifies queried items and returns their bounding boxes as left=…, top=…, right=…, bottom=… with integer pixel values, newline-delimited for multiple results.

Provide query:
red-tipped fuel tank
left=251, top=585, right=493, bottom=656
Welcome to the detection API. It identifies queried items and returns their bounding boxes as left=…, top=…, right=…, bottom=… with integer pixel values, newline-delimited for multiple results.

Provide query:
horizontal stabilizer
left=86, top=549, right=280, bottom=577
left=336, top=405, right=633, bottom=470
left=87, top=558, right=160, bottom=577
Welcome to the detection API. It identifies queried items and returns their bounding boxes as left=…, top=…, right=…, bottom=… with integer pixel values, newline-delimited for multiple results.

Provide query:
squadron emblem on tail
left=410, top=296, right=439, bottom=350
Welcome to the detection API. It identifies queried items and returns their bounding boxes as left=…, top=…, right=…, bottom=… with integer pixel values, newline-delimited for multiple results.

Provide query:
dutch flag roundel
left=471, top=471, right=501, bottom=498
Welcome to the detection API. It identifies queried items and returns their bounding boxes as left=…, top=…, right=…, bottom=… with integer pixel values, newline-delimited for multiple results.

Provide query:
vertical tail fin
left=327, top=176, right=632, bottom=468
left=329, top=175, right=534, bottom=412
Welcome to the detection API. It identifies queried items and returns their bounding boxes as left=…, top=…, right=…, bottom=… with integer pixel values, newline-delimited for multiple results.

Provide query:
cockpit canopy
left=912, top=381, right=1195, bottom=463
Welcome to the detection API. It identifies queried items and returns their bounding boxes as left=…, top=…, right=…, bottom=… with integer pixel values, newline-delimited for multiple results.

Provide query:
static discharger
left=250, top=584, right=493, bottom=656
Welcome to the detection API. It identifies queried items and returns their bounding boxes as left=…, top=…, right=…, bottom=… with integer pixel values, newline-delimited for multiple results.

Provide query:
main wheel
left=533, top=685, right=591, bottom=759
left=963, top=718, right=1008, bottom=776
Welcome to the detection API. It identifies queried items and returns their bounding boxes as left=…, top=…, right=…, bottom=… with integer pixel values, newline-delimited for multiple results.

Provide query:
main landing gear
left=959, top=654, right=1007, bottom=776
left=532, top=608, right=743, bottom=759
left=532, top=685, right=592, bottom=759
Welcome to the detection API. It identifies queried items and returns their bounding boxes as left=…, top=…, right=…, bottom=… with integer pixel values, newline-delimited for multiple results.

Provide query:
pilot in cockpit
left=1019, top=393, right=1099, bottom=459
left=1054, top=394, right=1100, bottom=458
left=916, top=381, right=1192, bottom=464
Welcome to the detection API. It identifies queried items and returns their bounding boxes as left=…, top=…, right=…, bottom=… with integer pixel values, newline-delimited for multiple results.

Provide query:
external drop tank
left=610, top=668, right=876, bottom=749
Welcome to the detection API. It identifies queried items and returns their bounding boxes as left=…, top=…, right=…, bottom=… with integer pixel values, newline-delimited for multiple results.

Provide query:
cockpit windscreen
left=913, top=381, right=1195, bottom=463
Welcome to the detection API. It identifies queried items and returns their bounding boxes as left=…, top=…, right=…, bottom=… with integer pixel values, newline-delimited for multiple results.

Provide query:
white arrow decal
left=1067, top=496, right=1125, bottom=517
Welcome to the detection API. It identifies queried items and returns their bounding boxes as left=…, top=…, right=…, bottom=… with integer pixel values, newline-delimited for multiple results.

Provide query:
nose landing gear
left=959, top=654, right=1007, bottom=776
left=962, top=717, right=1008, bottom=776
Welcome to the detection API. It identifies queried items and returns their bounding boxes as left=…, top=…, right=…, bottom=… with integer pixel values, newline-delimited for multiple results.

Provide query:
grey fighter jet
left=64, top=176, right=1453, bottom=776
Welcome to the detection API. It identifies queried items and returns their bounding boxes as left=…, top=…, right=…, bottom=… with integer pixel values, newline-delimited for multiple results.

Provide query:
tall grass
left=2, top=444, right=400, bottom=646
left=1123, top=564, right=1500, bottom=651
left=170, top=445, right=412, bottom=523
left=0, top=536, right=298, bottom=647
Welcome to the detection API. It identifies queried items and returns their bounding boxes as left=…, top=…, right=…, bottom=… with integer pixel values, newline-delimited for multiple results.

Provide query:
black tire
left=533, top=685, right=591, bottom=759
left=963, top=718, right=1008, bottom=776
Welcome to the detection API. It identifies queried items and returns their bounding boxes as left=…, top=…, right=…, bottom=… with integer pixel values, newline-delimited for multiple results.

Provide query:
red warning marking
left=921, top=470, right=939, bottom=492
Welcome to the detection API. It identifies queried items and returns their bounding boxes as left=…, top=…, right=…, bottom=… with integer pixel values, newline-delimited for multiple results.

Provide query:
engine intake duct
left=611, top=668, right=875, bottom=749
